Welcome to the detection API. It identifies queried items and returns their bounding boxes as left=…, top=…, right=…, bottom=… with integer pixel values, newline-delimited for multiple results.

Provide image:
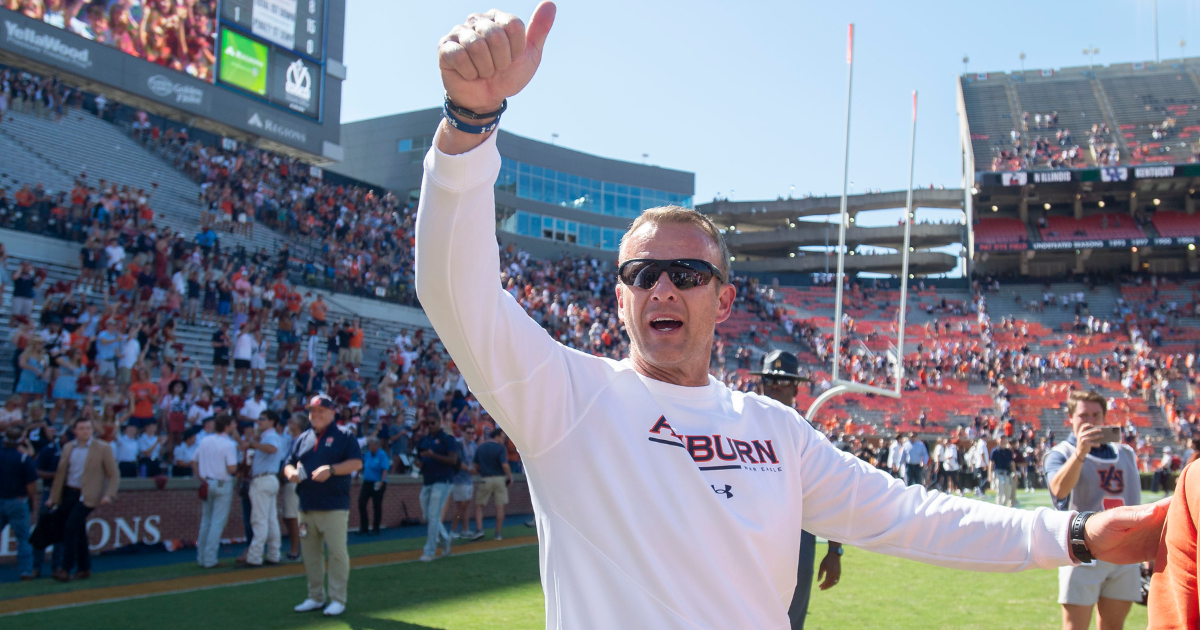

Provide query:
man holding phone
left=1044, top=390, right=1142, bottom=630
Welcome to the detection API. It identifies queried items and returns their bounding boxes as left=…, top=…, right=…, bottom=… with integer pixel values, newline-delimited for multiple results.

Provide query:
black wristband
left=444, top=93, right=507, bottom=120
left=1070, top=511, right=1096, bottom=563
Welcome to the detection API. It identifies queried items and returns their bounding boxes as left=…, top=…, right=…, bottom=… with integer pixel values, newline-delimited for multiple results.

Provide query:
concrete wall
left=0, top=475, right=532, bottom=562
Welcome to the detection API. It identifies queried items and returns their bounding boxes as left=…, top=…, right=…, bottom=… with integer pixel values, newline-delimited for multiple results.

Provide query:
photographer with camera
left=1044, top=390, right=1142, bottom=630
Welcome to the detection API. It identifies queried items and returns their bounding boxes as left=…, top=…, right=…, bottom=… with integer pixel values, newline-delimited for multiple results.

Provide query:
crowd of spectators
left=3, top=0, right=217, bottom=81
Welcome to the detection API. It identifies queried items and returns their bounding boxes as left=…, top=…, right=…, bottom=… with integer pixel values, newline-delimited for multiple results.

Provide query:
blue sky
left=342, top=0, right=1196, bottom=212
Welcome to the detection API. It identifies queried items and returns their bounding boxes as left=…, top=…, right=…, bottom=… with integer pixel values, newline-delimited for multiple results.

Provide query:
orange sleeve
left=1148, top=462, right=1200, bottom=629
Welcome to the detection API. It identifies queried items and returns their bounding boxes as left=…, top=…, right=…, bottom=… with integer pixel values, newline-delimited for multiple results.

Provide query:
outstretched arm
left=795, top=420, right=1163, bottom=572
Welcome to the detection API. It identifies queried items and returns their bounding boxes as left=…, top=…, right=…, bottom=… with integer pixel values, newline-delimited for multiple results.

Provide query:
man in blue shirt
left=284, top=394, right=362, bottom=618
left=416, top=413, right=459, bottom=563
left=95, top=319, right=120, bottom=382
left=242, top=410, right=286, bottom=567
left=989, top=437, right=1017, bottom=508
left=1, top=426, right=39, bottom=580
left=357, top=438, right=390, bottom=536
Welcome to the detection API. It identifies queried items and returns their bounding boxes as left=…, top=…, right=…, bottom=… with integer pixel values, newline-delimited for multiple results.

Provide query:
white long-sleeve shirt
left=415, top=130, right=1075, bottom=630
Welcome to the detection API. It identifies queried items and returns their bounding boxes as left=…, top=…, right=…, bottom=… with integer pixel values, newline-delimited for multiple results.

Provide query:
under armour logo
left=712, top=484, right=733, bottom=499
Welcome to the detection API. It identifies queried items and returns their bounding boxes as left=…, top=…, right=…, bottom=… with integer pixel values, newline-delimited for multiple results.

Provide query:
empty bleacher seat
left=1151, top=210, right=1200, bottom=237
left=1040, top=214, right=1145, bottom=241
left=974, top=218, right=1028, bottom=244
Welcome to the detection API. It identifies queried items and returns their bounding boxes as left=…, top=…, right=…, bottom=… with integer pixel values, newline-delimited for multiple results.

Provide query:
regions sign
left=219, top=27, right=269, bottom=96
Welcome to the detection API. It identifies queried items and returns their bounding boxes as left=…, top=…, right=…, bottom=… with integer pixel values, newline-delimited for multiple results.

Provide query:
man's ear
left=713, top=281, right=737, bottom=324
left=615, top=284, right=625, bottom=323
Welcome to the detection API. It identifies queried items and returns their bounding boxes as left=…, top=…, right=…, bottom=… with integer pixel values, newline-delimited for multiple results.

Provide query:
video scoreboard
left=0, top=0, right=343, bottom=159
left=217, top=0, right=326, bottom=120
left=220, top=0, right=326, bottom=59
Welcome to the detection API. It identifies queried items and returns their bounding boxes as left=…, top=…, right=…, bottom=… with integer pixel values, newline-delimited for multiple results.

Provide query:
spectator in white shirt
left=232, top=328, right=255, bottom=391
left=195, top=415, right=239, bottom=568
left=137, top=422, right=166, bottom=477
left=116, top=325, right=141, bottom=387
left=112, top=423, right=140, bottom=478
left=240, top=386, right=269, bottom=422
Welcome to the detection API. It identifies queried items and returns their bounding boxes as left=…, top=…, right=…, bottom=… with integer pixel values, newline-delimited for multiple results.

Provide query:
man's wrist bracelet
left=442, top=104, right=500, bottom=135
left=1069, top=511, right=1096, bottom=563
left=444, top=94, right=507, bottom=120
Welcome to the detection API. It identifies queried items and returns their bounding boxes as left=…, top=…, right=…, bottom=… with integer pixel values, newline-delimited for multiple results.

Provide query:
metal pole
left=831, top=23, right=854, bottom=383
left=895, top=91, right=917, bottom=395
left=824, top=220, right=830, bottom=273
left=1155, top=0, right=1160, bottom=63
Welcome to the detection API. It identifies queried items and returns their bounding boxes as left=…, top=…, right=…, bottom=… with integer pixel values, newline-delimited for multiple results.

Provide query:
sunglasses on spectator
left=762, top=377, right=799, bottom=388
left=617, top=259, right=724, bottom=291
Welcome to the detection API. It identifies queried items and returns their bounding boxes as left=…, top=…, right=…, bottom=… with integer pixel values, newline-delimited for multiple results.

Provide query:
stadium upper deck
left=959, top=57, right=1200, bottom=173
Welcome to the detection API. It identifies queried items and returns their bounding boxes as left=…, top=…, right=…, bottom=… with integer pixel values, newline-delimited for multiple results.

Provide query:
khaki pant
left=247, top=475, right=281, bottom=565
left=300, top=510, right=350, bottom=605
left=281, top=482, right=299, bottom=519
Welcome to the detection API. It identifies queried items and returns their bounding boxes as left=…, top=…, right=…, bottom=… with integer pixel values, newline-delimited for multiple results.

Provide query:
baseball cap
left=306, top=394, right=336, bottom=410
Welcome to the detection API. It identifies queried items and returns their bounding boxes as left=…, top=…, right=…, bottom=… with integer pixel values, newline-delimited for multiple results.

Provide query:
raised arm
left=418, top=4, right=606, bottom=458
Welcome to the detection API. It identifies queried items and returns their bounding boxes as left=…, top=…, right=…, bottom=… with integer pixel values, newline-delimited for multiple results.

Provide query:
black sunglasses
left=617, top=259, right=724, bottom=291
left=762, top=377, right=799, bottom=388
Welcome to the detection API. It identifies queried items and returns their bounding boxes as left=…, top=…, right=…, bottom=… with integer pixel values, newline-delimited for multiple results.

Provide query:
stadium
left=0, top=1, right=1195, bottom=629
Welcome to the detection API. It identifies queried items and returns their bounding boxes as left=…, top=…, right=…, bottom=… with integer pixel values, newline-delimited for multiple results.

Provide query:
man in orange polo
left=1148, top=461, right=1200, bottom=628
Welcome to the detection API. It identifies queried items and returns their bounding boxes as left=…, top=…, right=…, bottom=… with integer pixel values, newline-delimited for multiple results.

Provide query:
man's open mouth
left=650, top=317, right=683, bottom=331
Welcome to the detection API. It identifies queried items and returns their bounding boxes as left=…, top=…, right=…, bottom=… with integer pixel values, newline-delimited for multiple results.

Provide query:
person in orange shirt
left=127, top=367, right=159, bottom=430
left=347, top=319, right=364, bottom=367
left=308, top=294, right=327, bottom=332
left=1148, top=461, right=1200, bottom=629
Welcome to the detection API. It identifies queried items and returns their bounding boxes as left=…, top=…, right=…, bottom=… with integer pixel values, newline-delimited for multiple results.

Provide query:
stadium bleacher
left=1039, top=213, right=1146, bottom=241
left=962, top=60, right=1200, bottom=169
left=974, top=217, right=1029, bottom=244
left=1152, top=210, right=1200, bottom=237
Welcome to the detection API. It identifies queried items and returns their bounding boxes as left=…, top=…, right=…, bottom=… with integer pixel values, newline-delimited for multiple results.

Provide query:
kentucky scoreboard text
left=221, top=0, right=326, bottom=59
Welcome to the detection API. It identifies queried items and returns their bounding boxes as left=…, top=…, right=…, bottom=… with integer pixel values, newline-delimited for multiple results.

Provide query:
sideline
left=0, top=535, right=538, bottom=617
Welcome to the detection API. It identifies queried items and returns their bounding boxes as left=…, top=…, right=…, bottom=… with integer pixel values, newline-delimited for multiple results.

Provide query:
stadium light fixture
left=1190, top=244, right=1196, bottom=251
left=1154, top=198, right=1161, bottom=205
left=1132, top=247, right=1138, bottom=253
left=1099, top=201, right=1106, bottom=208
left=790, top=252, right=796, bottom=258
left=1044, top=203, right=1051, bottom=210
left=789, top=222, right=796, bottom=228
left=991, top=205, right=999, bottom=212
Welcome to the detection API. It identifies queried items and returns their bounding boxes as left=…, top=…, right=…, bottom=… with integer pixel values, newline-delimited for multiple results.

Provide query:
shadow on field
left=11, top=546, right=544, bottom=630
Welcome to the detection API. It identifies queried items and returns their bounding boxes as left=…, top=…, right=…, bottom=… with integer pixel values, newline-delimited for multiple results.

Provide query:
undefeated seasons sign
left=977, top=236, right=1197, bottom=252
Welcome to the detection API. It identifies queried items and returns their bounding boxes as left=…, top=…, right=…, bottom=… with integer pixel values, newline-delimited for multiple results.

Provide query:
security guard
left=284, top=394, right=362, bottom=617
left=752, top=350, right=844, bottom=630
left=1, top=426, right=39, bottom=580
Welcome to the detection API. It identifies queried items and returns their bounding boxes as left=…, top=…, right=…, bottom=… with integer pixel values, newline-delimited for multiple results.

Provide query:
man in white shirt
left=415, top=6, right=1167, bottom=628
left=112, top=423, right=140, bottom=478
left=240, top=386, right=269, bottom=422
left=117, top=327, right=140, bottom=387
left=194, top=415, right=238, bottom=568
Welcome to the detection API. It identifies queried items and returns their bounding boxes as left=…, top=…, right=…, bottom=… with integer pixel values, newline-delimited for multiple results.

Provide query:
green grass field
left=6, top=491, right=1164, bottom=630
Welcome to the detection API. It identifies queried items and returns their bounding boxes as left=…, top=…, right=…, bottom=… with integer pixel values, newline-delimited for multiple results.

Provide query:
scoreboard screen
left=221, top=0, right=326, bottom=60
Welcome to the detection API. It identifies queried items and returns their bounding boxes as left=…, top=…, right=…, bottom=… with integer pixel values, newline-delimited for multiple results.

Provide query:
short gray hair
left=619, top=206, right=731, bottom=281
